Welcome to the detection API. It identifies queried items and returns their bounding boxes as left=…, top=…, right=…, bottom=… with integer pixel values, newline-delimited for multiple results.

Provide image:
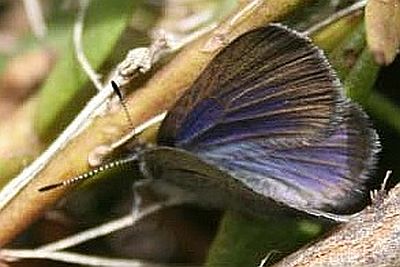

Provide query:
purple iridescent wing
left=192, top=104, right=379, bottom=214
left=155, top=24, right=379, bottom=216
left=158, top=24, right=344, bottom=149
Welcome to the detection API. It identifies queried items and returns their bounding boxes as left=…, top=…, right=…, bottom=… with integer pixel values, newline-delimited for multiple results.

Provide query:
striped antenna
left=39, top=81, right=138, bottom=192
left=111, top=80, right=134, bottom=129
left=38, top=154, right=139, bottom=192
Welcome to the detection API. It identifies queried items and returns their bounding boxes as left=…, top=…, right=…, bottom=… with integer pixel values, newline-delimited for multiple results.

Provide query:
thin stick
left=110, top=112, right=167, bottom=150
left=0, top=0, right=114, bottom=212
left=0, top=199, right=189, bottom=267
left=272, top=180, right=400, bottom=267
left=229, top=0, right=263, bottom=27
left=258, top=250, right=279, bottom=267
left=38, top=199, right=181, bottom=252
left=0, top=82, right=113, bottom=211
left=22, top=0, right=47, bottom=40
left=0, top=5, right=200, bottom=213
left=1, top=249, right=165, bottom=267
left=370, top=170, right=393, bottom=202
left=0, top=12, right=218, bottom=212
left=169, top=22, right=217, bottom=51
left=305, top=0, right=367, bottom=36
left=74, top=0, right=103, bottom=91
left=381, top=170, right=392, bottom=192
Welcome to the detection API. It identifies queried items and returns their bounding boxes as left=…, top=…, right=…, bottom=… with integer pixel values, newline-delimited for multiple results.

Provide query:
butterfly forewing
left=158, top=24, right=344, bottom=149
left=154, top=25, right=379, bottom=215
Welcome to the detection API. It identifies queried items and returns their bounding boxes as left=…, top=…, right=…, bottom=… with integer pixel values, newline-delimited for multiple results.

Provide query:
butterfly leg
left=131, top=178, right=153, bottom=219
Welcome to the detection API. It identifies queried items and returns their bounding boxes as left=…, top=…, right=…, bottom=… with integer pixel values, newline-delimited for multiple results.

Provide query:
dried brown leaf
left=365, top=0, right=400, bottom=65
left=0, top=48, right=56, bottom=119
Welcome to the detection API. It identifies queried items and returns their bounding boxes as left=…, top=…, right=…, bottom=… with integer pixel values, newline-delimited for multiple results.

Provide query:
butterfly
left=40, top=24, right=380, bottom=221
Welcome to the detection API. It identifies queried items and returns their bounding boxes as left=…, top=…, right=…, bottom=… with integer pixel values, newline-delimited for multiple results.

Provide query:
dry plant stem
left=365, top=0, right=400, bottom=65
left=38, top=199, right=181, bottom=252
left=0, top=0, right=108, bottom=214
left=74, top=0, right=103, bottom=91
left=305, top=0, right=367, bottom=36
left=370, top=170, right=392, bottom=202
left=0, top=1, right=174, bottom=215
left=22, top=0, right=47, bottom=40
left=0, top=199, right=183, bottom=267
left=272, top=173, right=400, bottom=267
left=229, top=0, right=263, bottom=28
left=202, top=0, right=265, bottom=52
left=110, top=112, right=166, bottom=150
left=0, top=83, right=113, bottom=211
left=165, top=22, right=218, bottom=53
left=0, top=0, right=309, bottom=246
left=258, top=251, right=278, bottom=267
left=116, top=23, right=217, bottom=79
left=0, top=0, right=210, bottom=216
left=1, top=249, right=167, bottom=267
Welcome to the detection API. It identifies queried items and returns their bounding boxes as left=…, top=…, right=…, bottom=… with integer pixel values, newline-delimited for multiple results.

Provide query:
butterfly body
left=137, top=24, right=379, bottom=219
left=138, top=146, right=278, bottom=216
left=41, top=24, right=380, bottom=220
left=139, top=102, right=378, bottom=219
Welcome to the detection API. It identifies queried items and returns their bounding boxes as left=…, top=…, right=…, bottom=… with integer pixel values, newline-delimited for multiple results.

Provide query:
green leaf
left=327, top=21, right=366, bottom=79
left=365, top=91, right=400, bottom=135
left=0, top=156, right=34, bottom=189
left=344, top=47, right=379, bottom=102
left=34, top=0, right=136, bottom=142
left=205, top=212, right=324, bottom=267
left=312, top=12, right=363, bottom=53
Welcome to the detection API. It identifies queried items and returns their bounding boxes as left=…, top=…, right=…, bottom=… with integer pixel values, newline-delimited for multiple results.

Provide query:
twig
left=74, top=0, right=103, bottom=91
left=370, top=170, right=392, bottom=204
left=0, top=0, right=207, bottom=213
left=201, top=0, right=264, bottom=52
left=110, top=112, right=167, bottom=150
left=175, top=9, right=214, bottom=33
left=0, top=199, right=184, bottom=266
left=0, top=0, right=218, bottom=211
left=258, top=250, right=279, bottom=267
left=159, top=22, right=217, bottom=54
left=305, top=0, right=367, bottom=36
left=117, top=24, right=216, bottom=80
left=0, top=82, right=112, bottom=211
left=228, top=0, right=263, bottom=28
left=0, top=0, right=309, bottom=247
left=272, top=172, right=400, bottom=267
left=0, top=249, right=165, bottom=267
left=0, top=0, right=115, bottom=213
left=22, top=0, right=47, bottom=40
left=38, top=199, right=181, bottom=252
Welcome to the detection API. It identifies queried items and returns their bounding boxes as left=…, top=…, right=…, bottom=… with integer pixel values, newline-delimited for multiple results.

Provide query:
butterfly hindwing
left=158, top=24, right=344, bottom=149
left=193, top=103, right=379, bottom=214
left=140, top=146, right=285, bottom=215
